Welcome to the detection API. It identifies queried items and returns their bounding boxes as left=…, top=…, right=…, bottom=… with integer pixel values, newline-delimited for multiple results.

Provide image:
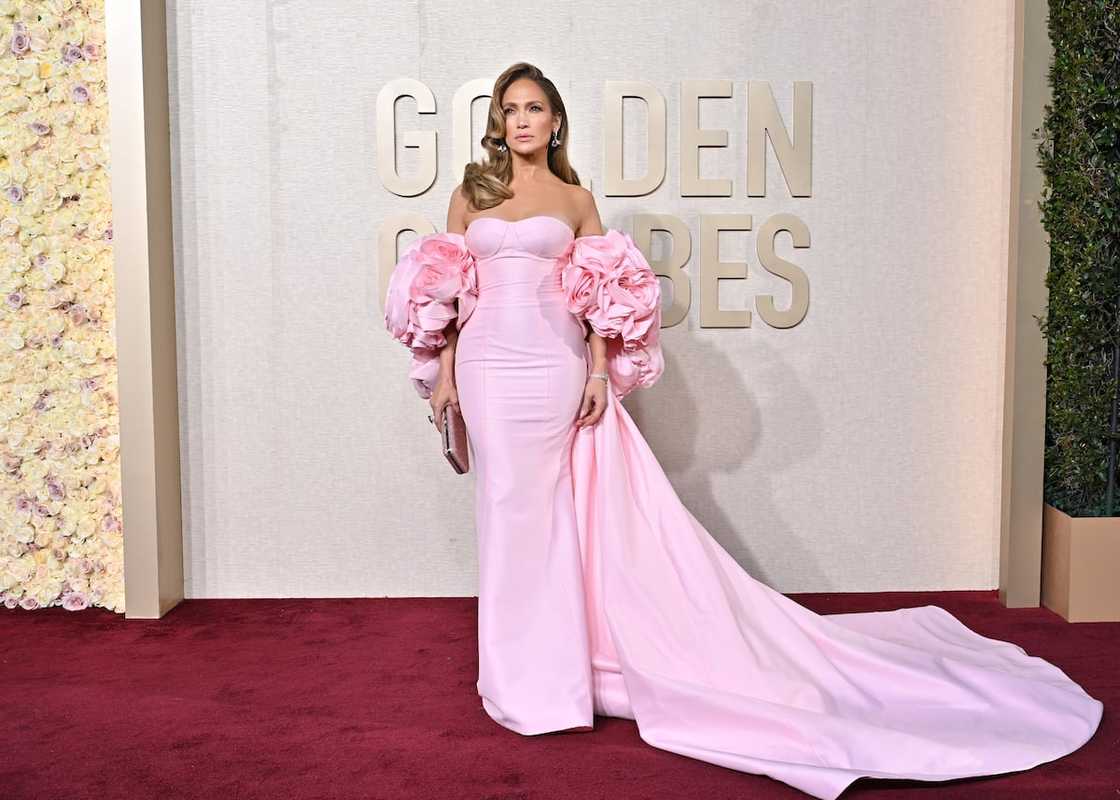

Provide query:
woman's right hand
left=429, top=373, right=459, bottom=435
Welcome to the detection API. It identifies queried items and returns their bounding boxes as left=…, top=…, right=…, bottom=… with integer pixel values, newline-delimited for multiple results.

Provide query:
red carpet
left=3, top=590, right=1114, bottom=799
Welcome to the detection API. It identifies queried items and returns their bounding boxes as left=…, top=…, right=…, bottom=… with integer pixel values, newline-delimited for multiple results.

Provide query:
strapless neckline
left=465, top=214, right=575, bottom=238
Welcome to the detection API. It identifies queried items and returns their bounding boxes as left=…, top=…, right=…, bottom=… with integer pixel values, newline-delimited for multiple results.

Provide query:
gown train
left=384, top=215, right=1103, bottom=800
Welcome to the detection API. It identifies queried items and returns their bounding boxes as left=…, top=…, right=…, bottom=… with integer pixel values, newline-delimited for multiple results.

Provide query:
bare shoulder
left=446, top=183, right=469, bottom=234
left=568, top=183, right=594, bottom=208
left=569, top=184, right=603, bottom=236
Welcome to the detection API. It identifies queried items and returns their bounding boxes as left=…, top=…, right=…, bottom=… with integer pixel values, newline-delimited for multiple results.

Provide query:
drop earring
left=550, top=130, right=561, bottom=148
left=497, top=139, right=507, bottom=153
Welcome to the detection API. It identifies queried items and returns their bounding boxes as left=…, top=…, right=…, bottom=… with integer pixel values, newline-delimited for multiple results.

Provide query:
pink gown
left=384, top=214, right=1103, bottom=800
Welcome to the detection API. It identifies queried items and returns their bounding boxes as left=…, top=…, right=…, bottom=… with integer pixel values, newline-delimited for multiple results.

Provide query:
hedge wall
left=1035, top=0, right=1119, bottom=517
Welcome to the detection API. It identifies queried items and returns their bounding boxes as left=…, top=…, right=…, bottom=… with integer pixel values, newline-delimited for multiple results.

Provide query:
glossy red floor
left=3, top=590, right=1114, bottom=799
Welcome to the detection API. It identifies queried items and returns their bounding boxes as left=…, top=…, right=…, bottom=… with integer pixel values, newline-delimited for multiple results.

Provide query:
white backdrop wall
left=166, top=0, right=1016, bottom=598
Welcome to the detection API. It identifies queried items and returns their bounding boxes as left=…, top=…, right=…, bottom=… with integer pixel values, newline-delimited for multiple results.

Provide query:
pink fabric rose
left=407, top=348, right=442, bottom=399
left=605, top=313, right=664, bottom=397
left=384, top=240, right=430, bottom=348
left=410, top=235, right=477, bottom=333
left=384, top=231, right=479, bottom=398
left=410, top=236, right=474, bottom=304
left=560, top=229, right=665, bottom=398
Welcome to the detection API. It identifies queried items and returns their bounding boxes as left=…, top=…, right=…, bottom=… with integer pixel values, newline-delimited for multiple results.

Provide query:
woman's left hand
left=575, top=375, right=607, bottom=428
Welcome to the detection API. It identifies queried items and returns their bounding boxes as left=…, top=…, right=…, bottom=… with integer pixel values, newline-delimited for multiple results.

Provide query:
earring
left=496, top=139, right=507, bottom=152
left=550, top=130, right=560, bottom=148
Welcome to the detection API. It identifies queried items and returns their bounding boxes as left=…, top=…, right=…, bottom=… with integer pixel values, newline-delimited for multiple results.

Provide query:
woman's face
left=500, top=78, right=559, bottom=154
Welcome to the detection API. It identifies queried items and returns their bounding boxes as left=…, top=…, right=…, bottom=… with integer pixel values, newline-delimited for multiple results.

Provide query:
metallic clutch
left=440, top=404, right=470, bottom=474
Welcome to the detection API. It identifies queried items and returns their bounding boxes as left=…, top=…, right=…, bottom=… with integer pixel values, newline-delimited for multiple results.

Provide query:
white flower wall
left=0, top=0, right=123, bottom=613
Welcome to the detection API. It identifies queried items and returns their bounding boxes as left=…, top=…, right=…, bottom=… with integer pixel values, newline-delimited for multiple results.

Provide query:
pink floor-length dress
left=442, top=215, right=1102, bottom=800
left=454, top=215, right=595, bottom=734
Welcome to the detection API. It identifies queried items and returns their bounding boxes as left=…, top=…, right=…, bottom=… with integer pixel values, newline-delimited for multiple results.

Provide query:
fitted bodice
left=464, top=215, right=575, bottom=305
left=465, top=214, right=574, bottom=259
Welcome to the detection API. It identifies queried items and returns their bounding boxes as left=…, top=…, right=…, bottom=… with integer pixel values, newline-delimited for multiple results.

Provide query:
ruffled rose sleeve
left=384, top=231, right=478, bottom=399
left=559, top=229, right=665, bottom=399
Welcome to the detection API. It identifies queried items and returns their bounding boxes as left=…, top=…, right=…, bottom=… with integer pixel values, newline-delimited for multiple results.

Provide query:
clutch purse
left=439, top=404, right=470, bottom=474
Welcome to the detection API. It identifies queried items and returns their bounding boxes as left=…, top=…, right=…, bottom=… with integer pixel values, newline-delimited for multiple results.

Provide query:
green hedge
left=1035, top=0, right=1119, bottom=517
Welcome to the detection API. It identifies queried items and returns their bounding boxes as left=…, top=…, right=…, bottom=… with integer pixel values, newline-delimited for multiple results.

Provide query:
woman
left=384, top=62, right=1102, bottom=800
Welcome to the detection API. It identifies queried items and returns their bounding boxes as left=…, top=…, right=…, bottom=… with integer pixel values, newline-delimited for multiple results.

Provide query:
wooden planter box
left=1041, top=503, right=1120, bottom=622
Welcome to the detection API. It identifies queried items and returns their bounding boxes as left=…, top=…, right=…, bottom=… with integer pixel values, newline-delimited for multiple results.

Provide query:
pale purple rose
left=10, top=31, right=30, bottom=55
left=35, top=253, right=49, bottom=267
left=7, top=291, right=26, bottom=310
left=6, top=185, right=24, bottom=203
left=71, top=83, right=90, bottom=104
left=62, top=43, right=84, bottom=64
left=15, top=495, right=33, bottom=513
left=29, top=121, right=50, bottom=136
left=101, top=514, right=121, bottom=532
left=67, top=304, right=89, bottom=325
left=62, top=592, right=89, bottom=611
left=19, top=596, right=39, bottom=610
left=47, top=477, right=66, bottom=501
left=82, top=43, right=100, bottom=60
left=4, top=595, right=18, bottom=609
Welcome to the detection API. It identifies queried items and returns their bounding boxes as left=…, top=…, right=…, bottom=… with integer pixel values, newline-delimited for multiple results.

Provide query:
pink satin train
left=424, top=214, right=1101, bottom=800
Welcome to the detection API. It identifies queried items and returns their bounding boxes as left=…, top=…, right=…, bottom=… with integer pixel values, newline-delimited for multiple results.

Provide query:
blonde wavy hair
left=461, top=62, right=581, bottom=211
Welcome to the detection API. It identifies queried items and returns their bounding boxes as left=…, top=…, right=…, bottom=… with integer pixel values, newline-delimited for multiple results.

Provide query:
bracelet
left=589, top=372, right=609, bottom=382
